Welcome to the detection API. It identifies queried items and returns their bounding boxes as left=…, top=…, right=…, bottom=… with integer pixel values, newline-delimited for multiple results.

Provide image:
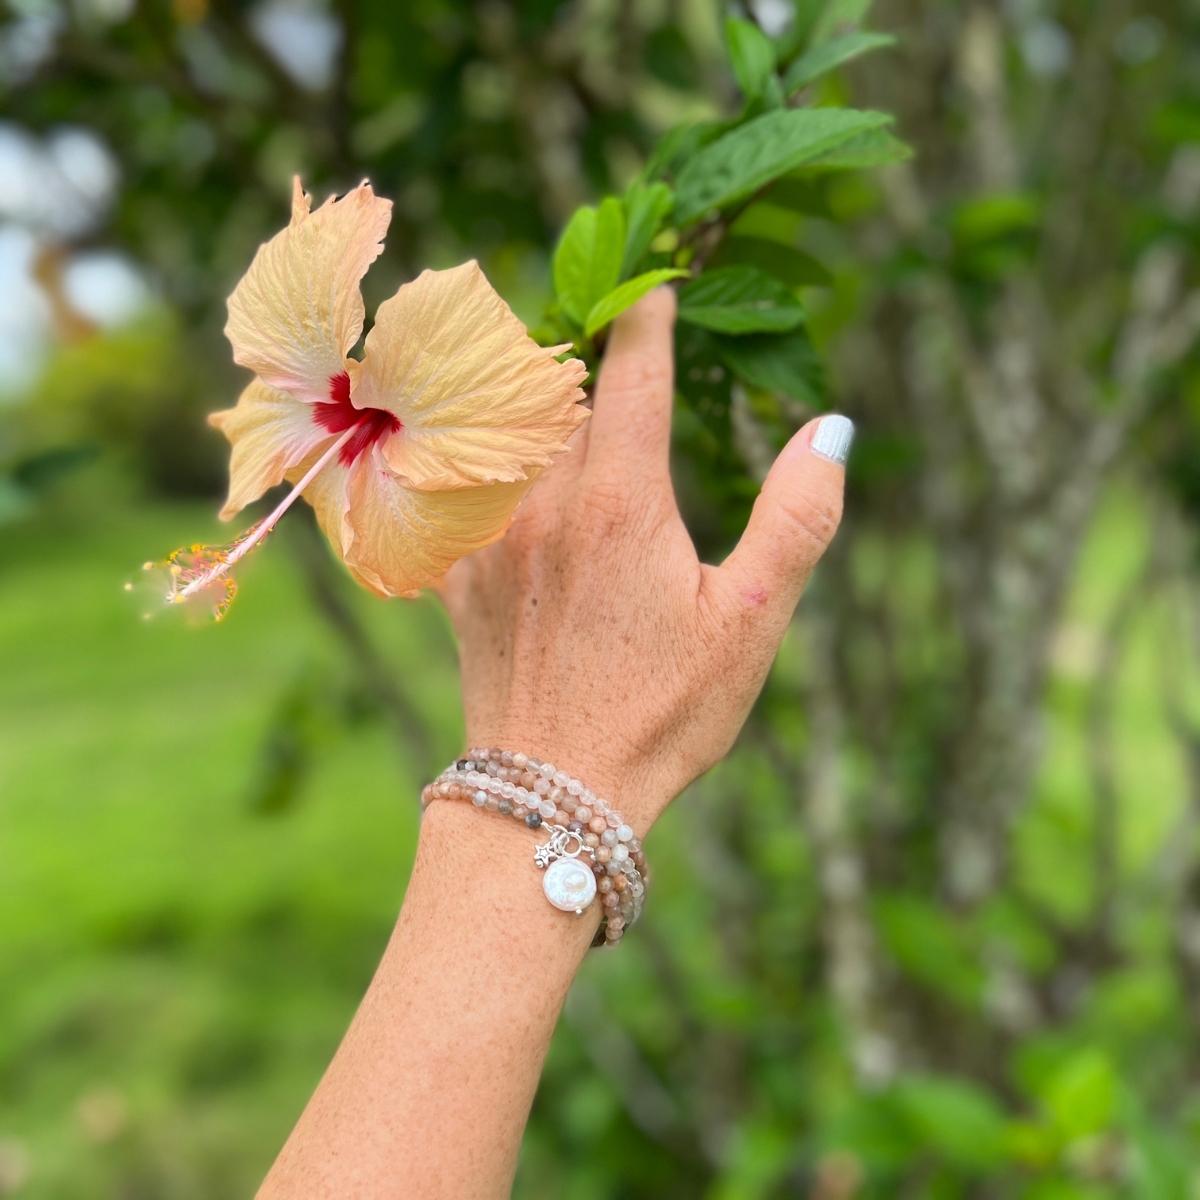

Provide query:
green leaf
left=552, top=197, right=626, bottom=327
left=710, top=237, right=832, bottom=287
left=674, top=107, right=893, bottom=223
left=784, top=31, right=895, bottom=92
left=800, top=127, right=913, bottom=172
left=621, top=182, right=674, bottom=277
left=714, top=328, right=825, bottom=406
left=725, top=18, right=776, bottom=99
left=1041, top=1050, right=1117, bottom=1142
left=875, top=894, right=985, bottom=1006
left=679, top=266, right=806, bottom=335
left=813, top=0, right=877, bottom=40
left=890, top=1076, right=1009, bottom=1170
left=583, top=269, right=688, bottom=338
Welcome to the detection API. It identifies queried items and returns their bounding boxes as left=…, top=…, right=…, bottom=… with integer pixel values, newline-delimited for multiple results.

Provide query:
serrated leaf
left=801, top=127, right=912, bottom=172
left=725, top=17, right=776, bottom=99
left=583, top=269, right=688, bottom=338
left=679, top=266, right=806, bottom=335
left=674, top=107, right=893, bottom=223
left=710, top=237, right=832, bottom=287
left=552, top=197, right=626, bottom=327
left=621, top=182, right=674, bottom=276
left=784, top=30, right=895, bottom=92
left=715, top=328, right=825, bottom=405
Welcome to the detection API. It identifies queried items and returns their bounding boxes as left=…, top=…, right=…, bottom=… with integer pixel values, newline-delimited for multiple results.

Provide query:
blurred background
left=2, top=0, right=1199, bottom=1196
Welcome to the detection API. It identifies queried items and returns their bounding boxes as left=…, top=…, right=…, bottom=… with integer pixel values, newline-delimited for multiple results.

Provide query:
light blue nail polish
left=811, top=414, right=855, bottom=464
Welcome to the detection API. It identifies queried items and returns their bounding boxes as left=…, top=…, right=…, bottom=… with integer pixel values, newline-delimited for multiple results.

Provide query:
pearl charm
left=542, top=857, right=597, bottom=913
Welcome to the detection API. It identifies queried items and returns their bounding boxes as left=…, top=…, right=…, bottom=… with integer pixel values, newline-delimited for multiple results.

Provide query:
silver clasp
left=533, top=826, right=584, bottom=869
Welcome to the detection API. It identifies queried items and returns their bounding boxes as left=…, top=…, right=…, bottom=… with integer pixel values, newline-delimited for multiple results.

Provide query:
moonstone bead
left=612, top=843, right=629, bottom=863
left=513, top=752, right=528, bottom=769
left=567, top=780, right=582, bottom=796
left=538, top=800, right=556, bottom=819
left=616, top=824, right=634, bottom=843
left=539, top=762, right=555, bottom=778
left=533, top=778, right=551, bottom=795
left=601, top=830, right=617, bottom=846
left=472, top=790, right=488, bottom=807
left=575, top=805, right=592, bottom=822
left=553, top=771, right=569, bottom=788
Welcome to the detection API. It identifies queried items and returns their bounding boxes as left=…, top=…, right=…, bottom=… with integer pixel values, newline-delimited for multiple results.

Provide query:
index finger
left=583, top=288, right=677, bottom=489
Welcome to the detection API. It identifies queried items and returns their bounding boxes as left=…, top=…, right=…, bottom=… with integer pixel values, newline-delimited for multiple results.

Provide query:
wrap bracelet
left=420, top=747, right=648, bottom=947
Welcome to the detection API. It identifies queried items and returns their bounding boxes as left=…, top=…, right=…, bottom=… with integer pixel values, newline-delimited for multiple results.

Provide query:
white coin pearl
left=542, top=858, right=597, bottom=913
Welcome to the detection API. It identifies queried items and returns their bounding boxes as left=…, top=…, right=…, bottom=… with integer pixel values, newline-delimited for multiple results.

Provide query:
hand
left=441, top=288, right=852, bottom=834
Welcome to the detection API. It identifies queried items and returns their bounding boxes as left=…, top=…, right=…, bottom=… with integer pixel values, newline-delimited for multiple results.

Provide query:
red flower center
left=312, top=371, right=402, bottom=466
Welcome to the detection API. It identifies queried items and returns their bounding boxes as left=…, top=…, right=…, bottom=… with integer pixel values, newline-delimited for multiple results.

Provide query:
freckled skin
left=259, top=291, right=851, bottom=1200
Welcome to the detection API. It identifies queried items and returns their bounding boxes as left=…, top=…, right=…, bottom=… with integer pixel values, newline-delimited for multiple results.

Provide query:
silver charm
left=534, top=828, right=597, bottom=914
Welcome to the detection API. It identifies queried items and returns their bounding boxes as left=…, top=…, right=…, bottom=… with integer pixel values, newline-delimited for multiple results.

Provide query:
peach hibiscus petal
left=341, top=447, right=533, bottom=596
left=352, top=261, right=588, bottom=490
left=208, top=379, right=333, bottom=520
left=225, top=178, right=392, bottom=403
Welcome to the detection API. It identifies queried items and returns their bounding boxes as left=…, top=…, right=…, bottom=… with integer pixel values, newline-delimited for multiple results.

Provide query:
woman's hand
left=442, top=288, right=853, bottom=833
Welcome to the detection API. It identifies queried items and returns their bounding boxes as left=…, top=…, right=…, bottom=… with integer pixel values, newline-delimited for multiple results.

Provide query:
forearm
left=259, top=800, right=598, bottom=1199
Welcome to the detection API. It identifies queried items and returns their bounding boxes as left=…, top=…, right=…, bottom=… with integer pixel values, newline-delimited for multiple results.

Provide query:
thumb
left=715, top=414, right=854, bottom=625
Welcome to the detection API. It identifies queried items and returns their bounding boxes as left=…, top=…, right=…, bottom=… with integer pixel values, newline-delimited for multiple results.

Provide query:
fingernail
left=811, top=414, right=855, bottom=465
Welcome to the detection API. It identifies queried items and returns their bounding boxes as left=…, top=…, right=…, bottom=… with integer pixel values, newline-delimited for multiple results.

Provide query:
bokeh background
left=3, top=1, right=1199, bottom=1197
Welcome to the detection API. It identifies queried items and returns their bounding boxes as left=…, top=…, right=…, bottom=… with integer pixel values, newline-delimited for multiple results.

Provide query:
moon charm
left=542, top=857, right=597, bottom=913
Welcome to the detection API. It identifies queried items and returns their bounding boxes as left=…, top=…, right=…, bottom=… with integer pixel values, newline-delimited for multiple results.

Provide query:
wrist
left=462, top=725, right=667, bottom=836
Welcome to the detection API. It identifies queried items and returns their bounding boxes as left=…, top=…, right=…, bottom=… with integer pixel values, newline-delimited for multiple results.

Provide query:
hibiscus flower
left=137, top=177, right=587, bottom=620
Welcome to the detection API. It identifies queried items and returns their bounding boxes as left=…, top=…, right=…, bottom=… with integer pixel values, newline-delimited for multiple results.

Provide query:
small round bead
left=598, top=875, right=614, bottom=892
left=512, top=752, right=527, bottom=769
left=533, top=778, right=551, bottom=795
left=613, top=873, right=628, bottom=892
left=539, top=762, right=555, bottom=778
left=616, top=824, right=634, bottom=842
left=575, top=805, right=592, bottom=823
left=455, top=758, right=468, bottom=770
left=602, top=892, right=620, bottom=909
left=606, top=812, right=621, bottom=828
left=498, top=800, right=513, bottom=815
left=472, top=790, right=488, bottom=807
left=584, top=833, right=600, bottom=848
left=595, top=846, right=612, bottom=864
left=567, top=780, right=582, bottom=797
left=601, top=829, right=617, bottom=846
left=520, top=771, right=536, bottom=789
left=612, top=843, right=629, bottom=864
left=525, top=813, right=542, bottom=828
left=538, top=800, right=556, bottom=819
left=588, top=816, right=607, bottom=835
left=500, top=750, right=513, bottom=766
left=553, top=771, right=569, bottom=788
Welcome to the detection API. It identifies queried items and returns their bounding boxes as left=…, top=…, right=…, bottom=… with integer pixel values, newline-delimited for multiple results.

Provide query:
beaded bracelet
left=420, top=747, right=648, bottom=947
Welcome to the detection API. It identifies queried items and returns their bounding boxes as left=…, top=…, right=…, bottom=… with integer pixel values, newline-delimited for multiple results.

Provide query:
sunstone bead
left=575, top=805, right=592, bottom=822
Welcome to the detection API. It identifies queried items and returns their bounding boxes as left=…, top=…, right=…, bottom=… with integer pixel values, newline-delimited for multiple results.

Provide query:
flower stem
left=179, top=427, right=354, bottom=599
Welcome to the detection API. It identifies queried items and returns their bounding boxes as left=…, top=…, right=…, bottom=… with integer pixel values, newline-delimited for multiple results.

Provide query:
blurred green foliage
left=2, top=0, right=1200, bottom=1198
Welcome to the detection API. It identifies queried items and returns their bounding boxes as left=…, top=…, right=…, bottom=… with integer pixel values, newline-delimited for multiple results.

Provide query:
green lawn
left=1, top=496, right=464, bottom=1196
